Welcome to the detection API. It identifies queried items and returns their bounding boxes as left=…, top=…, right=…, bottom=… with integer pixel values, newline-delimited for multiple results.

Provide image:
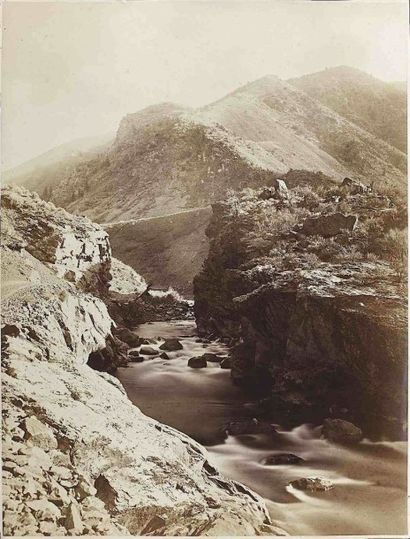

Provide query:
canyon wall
left=194, top=180, right=407, bottom=436
left=1, top=187, right=281, bottom=537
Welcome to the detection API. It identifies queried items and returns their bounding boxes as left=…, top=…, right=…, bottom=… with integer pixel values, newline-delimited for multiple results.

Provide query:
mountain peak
left=289, top=65, right=380, bottom=85
left=232, top=74, right=285, bottom=97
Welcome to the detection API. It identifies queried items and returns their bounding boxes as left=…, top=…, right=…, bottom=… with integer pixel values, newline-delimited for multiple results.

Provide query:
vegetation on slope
left=289, top=66, right=407, bottom=153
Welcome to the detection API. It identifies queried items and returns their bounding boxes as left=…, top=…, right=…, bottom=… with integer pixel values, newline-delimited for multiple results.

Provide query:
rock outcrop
left=2, top=186, right=281, bottom=536
left=194, top=181, right=407, bottom=437
left=2, top=186, right=111, bottom=296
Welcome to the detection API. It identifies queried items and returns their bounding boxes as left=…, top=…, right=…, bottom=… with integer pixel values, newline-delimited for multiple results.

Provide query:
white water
left=117, top=320, right=407, bottom=536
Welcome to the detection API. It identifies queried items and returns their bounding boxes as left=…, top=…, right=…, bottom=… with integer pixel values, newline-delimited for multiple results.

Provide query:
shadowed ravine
left=116, top=320, right=407, bottom=537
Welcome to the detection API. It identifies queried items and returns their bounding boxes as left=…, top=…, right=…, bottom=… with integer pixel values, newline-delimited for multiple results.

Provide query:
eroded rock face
left=300, top=212, right=358, bottom=237
left=194, top=185, right=407, bottom=437
left=2, top=186, right=280, bottom=537
left=2, top=186, right=111, bottom=296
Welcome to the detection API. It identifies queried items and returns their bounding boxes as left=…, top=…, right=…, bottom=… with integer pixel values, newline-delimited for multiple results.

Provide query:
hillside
left=289, top=66, right=407, bottom=153
left=196, top=74, right=406, bottom=187
left=6, top=68, right=406, bottom=225
left=3, top=133, right=113, bottom=194
left=106, top=207, right=212, bottom=296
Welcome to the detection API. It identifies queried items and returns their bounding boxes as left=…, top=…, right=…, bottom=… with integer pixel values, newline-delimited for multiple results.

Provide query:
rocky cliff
left=1, top=187, right=282, bottom=536
left=2, top=187, right=112, bottom=296
left=194, top=179, right=407, bottom=437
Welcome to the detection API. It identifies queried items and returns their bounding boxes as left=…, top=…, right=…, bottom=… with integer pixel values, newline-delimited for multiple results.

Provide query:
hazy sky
left=2, top=0, right=408, bottom=169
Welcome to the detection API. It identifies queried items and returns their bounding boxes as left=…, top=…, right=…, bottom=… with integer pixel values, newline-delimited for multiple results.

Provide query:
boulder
left=188, top=356, right=207, bottom=368
left=262, top=453, right=304, bottom=465
left=2, top=324, right=20, bottom=338
left=128, top=350, right=143, bottom=362
left=220, top=357, right=232, bottom=369
left=139, top=345, right=158, bottom=356
left=74, top=480, right=97, bottom=501
left=159, top=352, right=170, bottom=360
left=226, top=419, right=277, bottom=436
left=87, top=335, right=128, bottom=373
left=274, top=179, right=289, bottom=197
left=340, top=177, right=371, bottom=195
left=26, top=499, right=61, bottom=520
left=300, top=212, right=358, bottom=237
left=290, top=477, right=334, bottom=492
left=259, top=180, right=288, bottom=201
left=159, top=338, right=183, bottom=351
left=201, top=353, right=223, bottom=363
left=322, top=418, right=363, bottom=445
left=112, top=327, right=141, bottom=348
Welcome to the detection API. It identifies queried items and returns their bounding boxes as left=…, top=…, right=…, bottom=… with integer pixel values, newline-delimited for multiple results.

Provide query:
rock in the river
left=159, top=338, right=183, bottom=351
left=300, top=212, right=358, bottom=237
left=220, top=357, right=232, bottom=369
left=322, top=418, right=363, bottom=445
left=87, top=334, right=129, bottom=373
left=226, top=419, right=277, bottom=436
left=201, top=353, right=223, bottom=363
left=113, top=327, right=142, bottom=348
left=290, top=477, right=334, bottom=492
left=262, top=453, right=304, bottom=465
left=139, top=345, right=158, bottom=356
left=188, top=356, right=207, bottom=368
left=128, top=350, right=143, bottom=363
left=159, top=352, right=170, bottom=360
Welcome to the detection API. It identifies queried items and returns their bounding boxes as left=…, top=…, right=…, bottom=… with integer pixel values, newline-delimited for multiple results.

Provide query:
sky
left=2, top=0, right=408, bottom=169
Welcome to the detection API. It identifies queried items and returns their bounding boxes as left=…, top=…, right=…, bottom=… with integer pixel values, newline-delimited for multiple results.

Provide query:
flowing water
left=116, top=320, right=407, bottom=536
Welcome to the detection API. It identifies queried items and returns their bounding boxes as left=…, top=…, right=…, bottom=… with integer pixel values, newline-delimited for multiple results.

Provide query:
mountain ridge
left=5, top=67, right=406, bottom=226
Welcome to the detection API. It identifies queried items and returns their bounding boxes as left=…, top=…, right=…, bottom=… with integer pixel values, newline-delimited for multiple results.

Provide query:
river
left=116, top=320, right=407, bottom=536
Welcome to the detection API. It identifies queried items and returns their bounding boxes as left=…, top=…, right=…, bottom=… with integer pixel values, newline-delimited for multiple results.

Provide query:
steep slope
left=289, top=66, right=407, bottom=153
left=106, top=207, right=212, bottom=296
left=1, top=186, right=281, bottom=537
left=3, top=134, right=113, bottom=196
left=24, top=104, right=282, bottom=223
left=194, top=181, right=407, bottom=437
left=195, top=74, right=406, bottom=188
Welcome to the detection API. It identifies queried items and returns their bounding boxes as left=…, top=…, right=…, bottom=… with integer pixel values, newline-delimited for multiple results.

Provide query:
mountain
left=289, top=66, right=407, bottom=153
left=7, top=69, right=406, bottom=225
left=195, top=73, right=406, bottom=186
left=106, top=206, right=212, bottom=296
left=3, top=133, right=113, bottom=192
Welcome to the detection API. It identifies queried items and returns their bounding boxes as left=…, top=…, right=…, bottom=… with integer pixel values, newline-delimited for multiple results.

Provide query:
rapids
left=116, top=320, right=407, bottom=536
